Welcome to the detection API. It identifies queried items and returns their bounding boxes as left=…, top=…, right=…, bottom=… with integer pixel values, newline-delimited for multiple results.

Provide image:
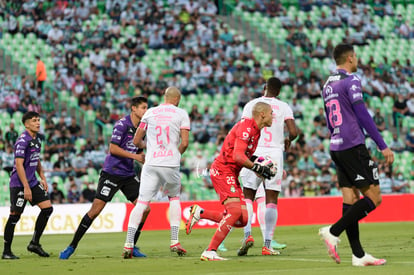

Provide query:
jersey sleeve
left=180, top=110, right=191, bottom=130
left=232, top=120, right=251, bottom=165
left=110, top=120, right=127, bottom=145
left=14, top=137, right=27, bottom=159
left=347, top=76, right=364, bottom=105
left=241, top=101, right=254, bottom=119
left=284, top=104, right=295, bottom=121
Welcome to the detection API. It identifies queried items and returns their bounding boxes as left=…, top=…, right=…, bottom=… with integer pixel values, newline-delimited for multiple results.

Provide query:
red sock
left=200, top=210, right=224, bottom=223
left=207, top=201, right=242, bottom=251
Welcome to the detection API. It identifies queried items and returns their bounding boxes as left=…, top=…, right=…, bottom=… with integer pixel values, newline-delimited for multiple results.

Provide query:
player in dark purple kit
left=59, top=96, right=150, bottom=259
left=318, top=43, right=394, bottom=267
left=2, top=112, right=53, bottom=259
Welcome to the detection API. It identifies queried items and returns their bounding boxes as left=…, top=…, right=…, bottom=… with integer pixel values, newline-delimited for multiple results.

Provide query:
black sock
left=32, top=207, right=53, bottom=244
left=331, top=197, right=376, bottom=237
left=70, top=214, right=93, bottom=249
left=342, top=203, right=365, bottom=258
left=134, top=222, right=145, bottom=245
left=3, top=215, right=20, bottom=254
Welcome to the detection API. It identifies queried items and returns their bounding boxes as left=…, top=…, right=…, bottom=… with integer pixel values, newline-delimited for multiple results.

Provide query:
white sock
left=243, top=199, right=253, bottom=239
left=256, top=197, right=266, bottom=242
left=126, top=200, right=149, bottom=244
left=169, top=196, right=181, bottom=245
left=264, top=203, right=278, bottom=247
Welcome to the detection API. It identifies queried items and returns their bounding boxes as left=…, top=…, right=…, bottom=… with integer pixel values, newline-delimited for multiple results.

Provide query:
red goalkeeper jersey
left=213, top=118, right=260, bottom=176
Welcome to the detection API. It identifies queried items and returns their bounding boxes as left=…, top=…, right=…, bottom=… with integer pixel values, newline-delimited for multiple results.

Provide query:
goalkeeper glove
left=251, top=163, right=275, bottom=180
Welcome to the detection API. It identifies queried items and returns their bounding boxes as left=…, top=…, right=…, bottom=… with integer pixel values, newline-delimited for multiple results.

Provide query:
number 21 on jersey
left=156, top=125, right=170, bottom=145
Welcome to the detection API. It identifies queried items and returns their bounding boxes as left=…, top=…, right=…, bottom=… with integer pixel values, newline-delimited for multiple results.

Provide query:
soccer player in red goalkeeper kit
left=186, top=102, right=276, bottom=261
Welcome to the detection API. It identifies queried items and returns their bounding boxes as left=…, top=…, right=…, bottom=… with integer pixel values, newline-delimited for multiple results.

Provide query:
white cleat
left=352, top=253, right=386, bottom=266
left=123, top=242, right=134, bottom=259
left=186, top=205, right=202, bottom=235
left=319, top=226, right=341, bottom=264
left=200, top=250, right=228, bottom=261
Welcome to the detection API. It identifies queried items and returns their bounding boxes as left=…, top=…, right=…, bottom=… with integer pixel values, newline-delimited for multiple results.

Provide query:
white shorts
left=255, top=183, right=265, bottom=199
left=240, top=147, right=283, bottom=192
left=139, top=165, right=181, bottom=201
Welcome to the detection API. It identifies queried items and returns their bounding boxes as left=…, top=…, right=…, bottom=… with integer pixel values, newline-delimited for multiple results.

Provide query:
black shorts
left=10, top=183, right=50, bottom=213
left=330, top=144, right=379, bottom=189
left=95, top=171, right=140, bottom=203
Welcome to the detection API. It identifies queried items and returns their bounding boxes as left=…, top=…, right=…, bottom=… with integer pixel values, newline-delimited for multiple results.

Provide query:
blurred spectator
left=53, top=152, right=73, bottom=179
left=392, top=94, right=409, bottom=127
left=50, top=182, right=66, bottom=204
left=80, top=181, right=96, bottom=203
left=392, top=172, right=410, bottom=193
left=71, top=149, right=89, bottom=178
left=379, top=170, right=394, bottom=194
left=372, top=108, right=386, bottom=132
left=67, top=183, right=81, bottom=203
left=316, top=168, right=333, bottom=195
left=389, top=133, right=405, bottom=153
left=1, top=145, right=14, bottom=175
left=284, top=180, right=303, bottom=197
left=312, top=144, right=332, bottom=170
left=4, top=122, right=18, bottom=146
left=68, top=118, right=83, bottom=141
left=406, top=127, right=414, bottom=152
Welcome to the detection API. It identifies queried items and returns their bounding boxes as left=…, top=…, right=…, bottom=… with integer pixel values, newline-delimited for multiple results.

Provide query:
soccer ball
left=254, top=155, right=277, bottom=175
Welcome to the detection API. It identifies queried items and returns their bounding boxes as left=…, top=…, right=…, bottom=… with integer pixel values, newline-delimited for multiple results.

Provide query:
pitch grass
left=1, top=222, right=413, bottom=275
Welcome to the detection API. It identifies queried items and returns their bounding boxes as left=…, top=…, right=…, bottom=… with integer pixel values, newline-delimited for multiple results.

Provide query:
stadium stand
left=0, top=0, right=413, bottom=205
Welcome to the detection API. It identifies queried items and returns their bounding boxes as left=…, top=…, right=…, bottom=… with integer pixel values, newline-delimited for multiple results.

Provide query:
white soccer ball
left=254, top=155, right=277, bottom=175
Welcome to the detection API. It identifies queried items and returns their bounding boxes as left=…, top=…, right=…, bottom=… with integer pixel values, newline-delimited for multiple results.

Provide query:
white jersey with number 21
left=140, top=103, right=190, bottom=167
left=242, top=96, right=294, bottom=150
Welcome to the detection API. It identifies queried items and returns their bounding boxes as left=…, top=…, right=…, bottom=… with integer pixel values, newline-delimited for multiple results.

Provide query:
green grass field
left=1, top=222, right=413, bottom=275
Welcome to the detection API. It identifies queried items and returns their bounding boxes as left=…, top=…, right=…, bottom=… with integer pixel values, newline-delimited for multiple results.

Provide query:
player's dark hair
left=22, top=111, right=40, bottom=124
left=333, top=43, right=354, bottom=65
left=130, top=96, right=147, bottom=108
left=266, top=77, right=282, bottom=97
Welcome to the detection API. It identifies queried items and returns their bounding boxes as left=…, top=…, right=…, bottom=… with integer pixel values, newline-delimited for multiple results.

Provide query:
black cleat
left=2, top=252, right=20, bottom=259
left=27, top=242, right=50, bottom=257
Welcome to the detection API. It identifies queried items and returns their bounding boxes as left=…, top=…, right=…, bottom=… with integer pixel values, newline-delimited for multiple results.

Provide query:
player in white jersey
left=123, top=87, right=190, bottom=258
left=238, top=77, right=297, bottom=256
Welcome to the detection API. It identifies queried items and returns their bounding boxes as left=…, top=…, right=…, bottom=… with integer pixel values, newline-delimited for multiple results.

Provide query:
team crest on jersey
left=242, top=132, right=250, bottom=141
left=230, top=186, right=236, bottom=193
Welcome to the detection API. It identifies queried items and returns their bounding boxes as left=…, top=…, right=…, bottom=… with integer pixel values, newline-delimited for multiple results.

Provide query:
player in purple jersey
left=2, top=112, right=53, bottom=260
left=319, top=43, right=394, bottom=266
left=59, top=97, right=149, bottom=260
